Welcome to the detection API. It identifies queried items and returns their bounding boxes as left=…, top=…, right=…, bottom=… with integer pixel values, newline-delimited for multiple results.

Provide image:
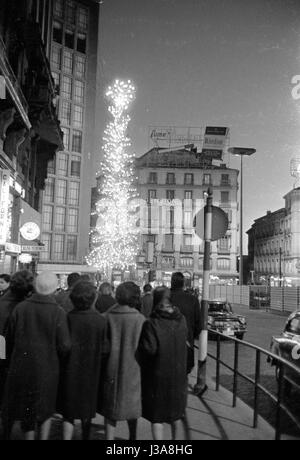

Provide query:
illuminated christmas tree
left=87, top=79, right=139, bottom=275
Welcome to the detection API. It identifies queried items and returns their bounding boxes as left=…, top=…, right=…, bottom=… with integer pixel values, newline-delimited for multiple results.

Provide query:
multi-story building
left=0, top=0, right=63, bottom=274
left=136, top=146, right=239, bottom=288
left=247, top=187, right=300, bottom=287
left=37, top=0, right=101, bottom=283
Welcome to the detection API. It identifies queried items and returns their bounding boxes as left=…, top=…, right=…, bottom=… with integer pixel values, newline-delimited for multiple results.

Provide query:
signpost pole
left=194, top=187, right=213, bottom=396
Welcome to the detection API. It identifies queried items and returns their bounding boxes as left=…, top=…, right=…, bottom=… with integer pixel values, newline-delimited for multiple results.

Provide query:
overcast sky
left=96, top=0, right=300, bottom=242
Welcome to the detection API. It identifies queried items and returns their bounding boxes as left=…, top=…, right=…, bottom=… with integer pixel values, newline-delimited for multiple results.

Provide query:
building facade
left=37, top=0, right=101, bottom=283
left=135, top=147, right=239, bottom=288
left=247, top=187, right=300, bottom=287
left=0, top=0, right=63, bottom=274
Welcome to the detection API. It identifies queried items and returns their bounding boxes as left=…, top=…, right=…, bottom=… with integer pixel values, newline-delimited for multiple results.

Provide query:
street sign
left=21, top=245, right=46, bottom=253
left=194, top=206, right=228, bottom=241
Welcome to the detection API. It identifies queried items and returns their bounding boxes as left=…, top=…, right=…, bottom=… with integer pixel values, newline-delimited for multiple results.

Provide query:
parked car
left=208, top=299, right=247, bottom=340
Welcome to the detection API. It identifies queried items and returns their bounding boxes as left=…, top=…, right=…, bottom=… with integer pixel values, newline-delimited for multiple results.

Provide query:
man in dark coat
left=2, top=271, right=71, bottom=440
left=170, top=272, right=201, bottom=374
left=95, top=282, right=115, bottom=313
left=60, top=280, right=109, bottom=440
left=139, top=286, right=188, bottom=440
left=141, top=284, right=153, bottom=318
left=55, top=272, right=80, bottom=313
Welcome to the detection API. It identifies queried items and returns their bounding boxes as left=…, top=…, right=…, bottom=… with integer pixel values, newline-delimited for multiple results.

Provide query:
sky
left=96, top=0, right=300, bottom=245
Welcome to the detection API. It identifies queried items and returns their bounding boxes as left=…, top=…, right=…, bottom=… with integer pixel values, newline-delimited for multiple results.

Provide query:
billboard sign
left=202, top=126, right=229, bottom=160
left=149, top=126, right=203, bottom=147
left=0, top=170, right=10, bottom=245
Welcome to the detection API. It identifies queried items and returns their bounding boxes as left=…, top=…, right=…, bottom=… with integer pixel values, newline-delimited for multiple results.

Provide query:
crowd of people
left=0, top=270, right=201, bottom=441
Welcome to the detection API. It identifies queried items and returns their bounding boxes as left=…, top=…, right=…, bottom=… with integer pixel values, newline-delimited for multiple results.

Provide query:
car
left=207, top=299, right=247, bottom=340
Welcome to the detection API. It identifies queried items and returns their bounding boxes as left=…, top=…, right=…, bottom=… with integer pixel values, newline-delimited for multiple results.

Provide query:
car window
left=208, top=303, right=231, bottom=313
left=287, top=317, right=300, bottom=335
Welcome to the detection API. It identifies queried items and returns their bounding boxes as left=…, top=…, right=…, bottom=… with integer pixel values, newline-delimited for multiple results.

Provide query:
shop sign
left=0, top=170, right=10, bottom=245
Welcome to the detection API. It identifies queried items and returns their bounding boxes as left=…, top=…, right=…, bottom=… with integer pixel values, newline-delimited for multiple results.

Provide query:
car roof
left=209, top=299, right=228, bottom=303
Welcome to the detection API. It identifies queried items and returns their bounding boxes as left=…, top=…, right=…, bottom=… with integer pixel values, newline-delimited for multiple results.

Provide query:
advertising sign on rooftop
left=202, top=127, right=229, bottom=160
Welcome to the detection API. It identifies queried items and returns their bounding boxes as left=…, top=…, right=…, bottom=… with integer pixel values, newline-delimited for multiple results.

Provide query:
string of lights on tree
left=87, top=79, right=139, bottom=275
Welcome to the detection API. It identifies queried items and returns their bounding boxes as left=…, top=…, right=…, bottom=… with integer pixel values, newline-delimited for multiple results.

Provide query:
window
left=65, top=28, right=75, bottom=49
left=148, top=172, right=157, bottom=184
left=185, top=191, right=193, bottom=200
left=70, top=157, right=81, bottom=177
left=77, top=32, right=87, bottom=53
left=55, top=207, right=66, bottom=232
left=53, top=21, right=63, bottom=44
left=183, top=234, right=193, bottom=248
left=54, top=0, right=64, bottom=19
left=66, top=1, right=76, bottom=25
left=148, top=190, right=157, bottom=201
left=221, top=191, right=230, bottom=203
left=67, top=208, right=78, bottom=233
left=184, top=211, right=193, bottom=228
left=217, top=258, right=230, bottom=270
left=47, top=159, right=55, bottom=175
left=166, top=208, right=174, bottom=229
left=72, top=130, right=82, bottom=153
left=51, top=46, right=61, bottom=69
left=69, top=181, right=80, bottom=206
left=61, top=75, right=72, bottom=99
left=181, top=257, right=194, bottom=268
left=66, top=235, right=77, bottom=261
left=74, top=55, right=86, bottom=78
left=203, top=174, right=211, bottom=185
left=166, top=173, right=175, bottom=185
left=78, top=7, right=88, bottom=30
left=52, top=71, right=60, bottom=87
left=73, top=105, right=84, bottom=128
left=56, top=180, right=67, bottom=205
left=60, top=101, right=71, bottom=125
left=44, top=178, right=55, bottom=202
left=166, top=190, right=175, bottom=200
left=164, top=234, right=174, bottom=251
left=62, top=127, right=70, bottom=151
left=53, top=234, right=64, bottom=261
left=57, top=153, right=68, bottom=176
left=42, top=206, right=53, bottom=232
left=63, top=50, right=73, bottom=74
left=185, top=174, right=194, bottom=185
left=218, top=236, right=231, bottom=252
left=221, top=174, right=229, bottom=185
left=74, top=80, right=85, bottom=104
left=40, top=234, right=51, bottom=261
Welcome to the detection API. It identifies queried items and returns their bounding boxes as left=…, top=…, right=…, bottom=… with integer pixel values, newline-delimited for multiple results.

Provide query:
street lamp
left=228, top=147, right=256, bottom=287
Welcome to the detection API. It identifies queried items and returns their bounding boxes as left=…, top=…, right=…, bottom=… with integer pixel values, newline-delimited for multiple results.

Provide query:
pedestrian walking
left=170, top=272, right=201, bottom=375
left=60, top=280, right=109, bottom=440
left=0, top=274, right=11, bottom=297
left=141, top=284, right=153, bottom=318
left=95, top=282, right=116, bottom=313
left=98, top=282, right=145, bottom=441
left=139, top=286, right=188, bottom=440
left=55, top=272, right=80, bottom=313
left=2, top=272, right=71, bottom=440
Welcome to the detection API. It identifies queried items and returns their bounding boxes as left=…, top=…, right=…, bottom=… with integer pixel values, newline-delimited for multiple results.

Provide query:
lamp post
left=228, top=148, right=256, bottom=287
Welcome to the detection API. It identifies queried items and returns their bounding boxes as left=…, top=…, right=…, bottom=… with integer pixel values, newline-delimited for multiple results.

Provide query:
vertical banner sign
left=0, top=170, right=10, bottom=245
left=0, top=76, right=6, bottom=99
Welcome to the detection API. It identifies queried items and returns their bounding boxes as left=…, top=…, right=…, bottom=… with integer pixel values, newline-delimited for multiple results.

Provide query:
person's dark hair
left=143, top=284, right=152, bottom=294
left=67, top=272, right=80, bottom=289
left=69, top=281, right=97, bottom=311
left=0, top=274, right=10, bottom=284
left=10, top=270, right=34, bottom=300
left=153, top=286, right=171, bottom=310
left=171, top=272, right=185, bottom=290
left=116, top=282, right=141, bottom=310
left=100, top=282, right=112, bottom=296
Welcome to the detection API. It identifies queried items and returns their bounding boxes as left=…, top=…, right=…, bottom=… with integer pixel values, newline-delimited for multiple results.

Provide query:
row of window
left=160, top=234, right=231, bottom=251
left=51, top=47, right=86, bottom=79
left=44, top=178, right=80, bottom=206
left=161, top=256, right=231, bottom=270
left=54, top=0, right=89, bottom=31
left=53, top=20, right=87, bottom=54
left=58, top=75, right=85, bottom=104
left=148, top=172, right=230, bottom=186
left=40, top=233, right=78, bottom=262
left=48, top=153, right=81, bottom=178
left=43, top=206, right=79, bottom=233
left=148, top=189, right=230, bottom=204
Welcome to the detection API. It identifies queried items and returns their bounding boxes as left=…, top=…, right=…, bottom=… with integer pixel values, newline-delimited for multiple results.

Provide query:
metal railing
left=207, top=330, right=300, bottom=440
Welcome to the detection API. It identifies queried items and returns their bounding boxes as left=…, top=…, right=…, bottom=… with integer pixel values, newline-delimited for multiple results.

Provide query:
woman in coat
left=98, top=282, right=145, bottom=441
left=2, top=271, right=71, bottom=440
left=139, top=286, right=188, bottom=441
left=60, top=280, right=109, bottom=440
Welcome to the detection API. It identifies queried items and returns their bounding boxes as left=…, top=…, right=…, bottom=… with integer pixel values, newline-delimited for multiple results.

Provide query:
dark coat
left=55, top=289, right=74, bottom=313
left=98, top=304, right=145, bottom=421
left=170, top=289, right=201, bottom=373
left=59, top=309, right=109, bottom=421
left=95, top=294, right=116, bottom=314
left=139, top=307, right=188, bottom=423
left=141, top=293, right=153, bottom=318
left=2, top=294, right=71, bottom=424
